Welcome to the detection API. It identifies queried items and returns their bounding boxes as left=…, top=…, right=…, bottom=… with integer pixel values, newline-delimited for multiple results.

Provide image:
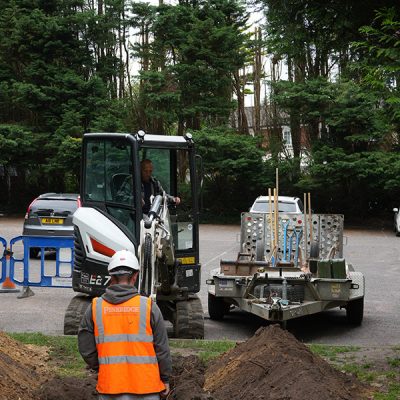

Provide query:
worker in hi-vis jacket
left=78, top=250, right=171, bottom=400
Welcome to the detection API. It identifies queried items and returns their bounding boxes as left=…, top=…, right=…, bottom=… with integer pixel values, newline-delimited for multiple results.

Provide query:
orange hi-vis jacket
left=92, top=295, right=165, bottom=395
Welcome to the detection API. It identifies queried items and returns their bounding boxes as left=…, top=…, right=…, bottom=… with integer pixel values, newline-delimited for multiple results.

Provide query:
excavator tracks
left=64, top=294, right=92, bottom=335
left=64, top=293, right=205, bottom=338
left=173, top=295, right=204, bottom=339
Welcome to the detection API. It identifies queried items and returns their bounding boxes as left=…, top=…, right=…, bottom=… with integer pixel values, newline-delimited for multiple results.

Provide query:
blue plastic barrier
left=10, top=236, right=74, bottom=288
left=0, top=237, right=6, bottom=284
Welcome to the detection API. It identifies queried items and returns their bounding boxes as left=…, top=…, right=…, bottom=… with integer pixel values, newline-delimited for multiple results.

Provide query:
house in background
left=232, top=106, right=311, bottom=168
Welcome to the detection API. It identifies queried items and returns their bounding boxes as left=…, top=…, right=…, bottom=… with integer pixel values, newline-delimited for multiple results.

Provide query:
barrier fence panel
left=10, top=236, right=74, bottom=288
left=0, top=237, right=6, bottom=284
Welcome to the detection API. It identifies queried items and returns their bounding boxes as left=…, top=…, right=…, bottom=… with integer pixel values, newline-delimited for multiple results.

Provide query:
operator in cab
left=141, top=159, right=180, bottom=214
left=78, top=250, right=171, bottom=399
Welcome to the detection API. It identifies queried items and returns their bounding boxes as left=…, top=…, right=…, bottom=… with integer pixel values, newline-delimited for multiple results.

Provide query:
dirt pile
left=0, top=332, right=49, bottom=400
left=203, top=325, right=371, bottom=400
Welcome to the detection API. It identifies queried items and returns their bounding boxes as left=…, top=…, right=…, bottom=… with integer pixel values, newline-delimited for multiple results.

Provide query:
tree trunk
left=118, top=3, right=125, bottom=99
left=290, top=63, right=303, bottom=160
left=178, top=117, right=185, bottom=136
left=98, top=0, right=104, bottom=61
left=123, top=5, right=133, bottom=101
left=253, top=27, right=262, bottom=136
left=233, top=69, right=249, bottom=135
left=269, top=58, right=282, bottom=151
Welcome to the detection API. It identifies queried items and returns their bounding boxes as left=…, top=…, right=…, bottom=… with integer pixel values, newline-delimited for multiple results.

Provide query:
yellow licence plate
left=41, top=218, right=64, bottom=225
left=177, top=257, right=195, bottom=265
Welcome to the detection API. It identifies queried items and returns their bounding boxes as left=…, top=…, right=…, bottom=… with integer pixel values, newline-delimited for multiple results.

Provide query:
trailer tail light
left=25, top=198, right=37, bottom=219
left=90, top=237, right=115, bottom=257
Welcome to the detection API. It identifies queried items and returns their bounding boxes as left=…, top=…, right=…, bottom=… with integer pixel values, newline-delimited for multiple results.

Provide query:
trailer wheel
left=208, top=293, right=230, bottom=320
left=346, top=297, right=364, bottom=325
left=174, top=295, right=204, bottom=339
left=64, top=295, right=92, bottom=335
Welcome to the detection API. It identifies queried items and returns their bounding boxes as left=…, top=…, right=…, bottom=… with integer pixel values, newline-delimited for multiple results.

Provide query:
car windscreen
left=252, top=201, right=297, bottom=213
left=31, top=199, right=78, bottom=213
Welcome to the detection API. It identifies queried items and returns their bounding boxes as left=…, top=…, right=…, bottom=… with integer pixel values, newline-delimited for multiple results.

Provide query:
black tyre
left=29, top=248, right=40, bottom=258
left=208, top=293, right=230, bottom=320
left=174, top=295, right=204, bottom=339
left=346, top=297, right=364, bottom=325
left=64, top=295, right=92, bottom=335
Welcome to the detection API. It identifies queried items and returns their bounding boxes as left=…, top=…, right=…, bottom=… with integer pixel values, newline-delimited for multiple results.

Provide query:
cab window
left=84, top=140, right=136, bottom=234
left=139, top=148, right=194, bottom=252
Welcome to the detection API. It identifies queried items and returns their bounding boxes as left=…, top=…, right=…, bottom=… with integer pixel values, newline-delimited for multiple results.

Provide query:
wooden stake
left=303, top=192, right=308, bottom=260
left=274, top=188, right=278, bottom=249
left=268, top=188, right=273, bottom=250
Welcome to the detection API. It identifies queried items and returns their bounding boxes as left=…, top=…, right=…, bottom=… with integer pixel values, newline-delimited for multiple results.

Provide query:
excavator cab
left=65, top=132, right=204, bottom=338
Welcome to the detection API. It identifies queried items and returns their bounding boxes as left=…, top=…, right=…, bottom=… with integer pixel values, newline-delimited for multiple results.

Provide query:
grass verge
left=169, top=338, right=236, bottom=363
left=8, top=333, right=400, bottom=399
left=311, top=345, right=400, bottom=400
left=9, top=332, right=86, bottom=377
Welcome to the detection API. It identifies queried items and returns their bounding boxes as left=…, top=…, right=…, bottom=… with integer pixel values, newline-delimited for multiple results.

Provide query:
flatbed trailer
left=207, top=212, right=365, bottom=325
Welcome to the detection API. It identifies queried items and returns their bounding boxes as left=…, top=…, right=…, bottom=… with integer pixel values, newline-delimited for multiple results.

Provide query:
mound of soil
left=0, top=331, right=49, bottom=400
left=204, top=325, right=372, bottom=400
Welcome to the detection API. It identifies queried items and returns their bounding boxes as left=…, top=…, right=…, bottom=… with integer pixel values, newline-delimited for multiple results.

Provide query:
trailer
left=207, top=211, right=365, bottom=326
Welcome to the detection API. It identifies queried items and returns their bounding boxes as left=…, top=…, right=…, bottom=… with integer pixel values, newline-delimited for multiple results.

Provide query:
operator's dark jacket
left=78, top=284, right=172, bottom=384
left=142, top=176, right=176, bottom=213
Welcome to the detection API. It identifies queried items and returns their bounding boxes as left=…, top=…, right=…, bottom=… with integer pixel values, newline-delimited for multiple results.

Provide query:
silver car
left=250, top=195, right=304, bottom=214
left=23, top=193, right=80, bottom=257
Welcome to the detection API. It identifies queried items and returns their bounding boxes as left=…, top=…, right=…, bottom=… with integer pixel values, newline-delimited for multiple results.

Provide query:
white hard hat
left=108, top=250, right=139, bottom=275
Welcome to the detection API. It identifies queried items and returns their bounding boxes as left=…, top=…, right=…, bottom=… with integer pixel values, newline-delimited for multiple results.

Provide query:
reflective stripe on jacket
left=93, top=295, right=165, bottom=395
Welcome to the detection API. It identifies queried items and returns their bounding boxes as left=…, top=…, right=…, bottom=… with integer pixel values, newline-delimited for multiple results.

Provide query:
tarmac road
left=0, top=217, right=399, bottom=346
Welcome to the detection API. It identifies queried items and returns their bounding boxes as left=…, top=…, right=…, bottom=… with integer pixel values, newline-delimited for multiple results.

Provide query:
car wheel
left=29, top=248, right=40, bottom=258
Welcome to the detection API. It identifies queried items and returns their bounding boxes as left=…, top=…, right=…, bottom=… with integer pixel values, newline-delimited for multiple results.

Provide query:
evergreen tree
left=131, top=0, right=249, bottom=133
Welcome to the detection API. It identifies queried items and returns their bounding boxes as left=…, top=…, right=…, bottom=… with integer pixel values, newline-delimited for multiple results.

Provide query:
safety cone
left=0, top=247, right=19, bottom=293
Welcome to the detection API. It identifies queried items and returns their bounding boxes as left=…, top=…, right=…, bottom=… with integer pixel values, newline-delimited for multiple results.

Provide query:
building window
left=283, top=129, right=292, bottom=145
